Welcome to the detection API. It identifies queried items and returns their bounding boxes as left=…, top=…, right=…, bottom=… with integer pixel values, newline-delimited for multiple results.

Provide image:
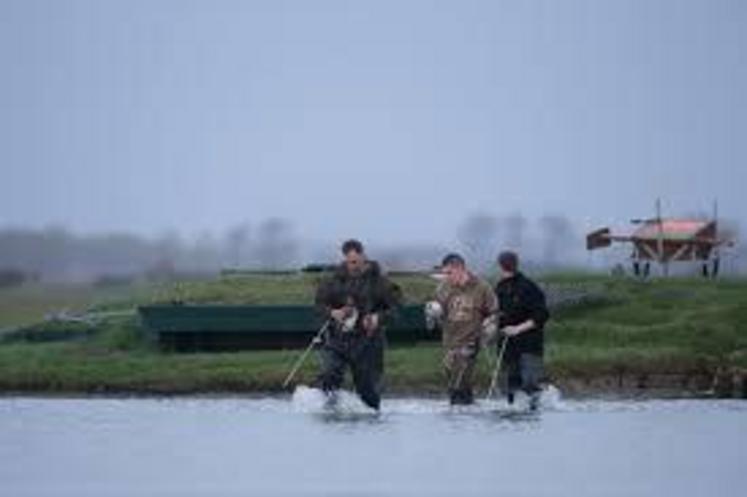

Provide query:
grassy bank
left=0, top=274, right=746, bottom=397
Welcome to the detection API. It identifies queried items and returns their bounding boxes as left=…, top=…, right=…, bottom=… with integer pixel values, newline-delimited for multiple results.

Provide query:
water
left=1, top=389, right=745, bottom=497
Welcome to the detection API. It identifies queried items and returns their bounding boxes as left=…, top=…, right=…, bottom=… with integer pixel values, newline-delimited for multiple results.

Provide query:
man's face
left=442, top=263, right=466, bottom=286
left=498, top=263, right=515, bottom=280
left=345, top=250, right=366, bottom=275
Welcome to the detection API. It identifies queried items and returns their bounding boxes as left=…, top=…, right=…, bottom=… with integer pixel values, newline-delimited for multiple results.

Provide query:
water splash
left=290, top=383, right=566, bottom=417
left=477, top=383, right=565, bottom=413
left=537, top=383, right=565, bottom=411
left=291, top=385, right=374, bottom=415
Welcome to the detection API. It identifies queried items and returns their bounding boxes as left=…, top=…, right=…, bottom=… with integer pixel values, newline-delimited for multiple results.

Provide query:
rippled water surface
left=2, top=388, right=745, bottom=497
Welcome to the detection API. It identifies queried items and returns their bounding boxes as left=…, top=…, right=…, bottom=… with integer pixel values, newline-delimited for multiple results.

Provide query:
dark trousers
left=315, top=334, right=384, bottom=410
left=443, top=344, right=479, bottom=405
left=502, top=352, right=545, bottom=397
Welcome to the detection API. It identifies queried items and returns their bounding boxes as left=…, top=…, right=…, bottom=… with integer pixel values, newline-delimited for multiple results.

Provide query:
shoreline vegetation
left=1, top=273, right=746, bottom=398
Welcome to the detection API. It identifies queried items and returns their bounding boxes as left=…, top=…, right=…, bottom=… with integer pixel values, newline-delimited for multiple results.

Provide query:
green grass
left=0, top=273, right=746, bottom=395
left=145, top=273, right=437, bottom=306
left=0, top=283, right=156, bottom=329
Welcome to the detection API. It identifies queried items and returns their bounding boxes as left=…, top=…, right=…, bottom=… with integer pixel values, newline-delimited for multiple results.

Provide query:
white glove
left=502, top=320, right=535, bottom=337
left=424, top=301, right=443, bottom=330
left=481, top=315, right=498, bottom=345
left=501, top=324, right=522, bottom=337
left=363, top=313, right=379, bottom=334
left=341, top=307, right=359, bottom=333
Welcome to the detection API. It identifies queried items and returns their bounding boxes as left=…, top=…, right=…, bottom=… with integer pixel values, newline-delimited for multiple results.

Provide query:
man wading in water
left=428, top=253, right=498, bottom=405
left=314, top=239, right=401, bottom=410
left=494, top=250, right=549, bottom=410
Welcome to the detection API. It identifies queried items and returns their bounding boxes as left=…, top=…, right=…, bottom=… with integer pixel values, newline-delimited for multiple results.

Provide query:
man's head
left=441, top=252, right=468, bottom=286
left=342, top=239, right=366, bottom=275
left=497, top=250, right=519, bottom=278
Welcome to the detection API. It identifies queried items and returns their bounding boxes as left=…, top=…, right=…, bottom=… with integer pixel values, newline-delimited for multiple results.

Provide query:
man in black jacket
left=494, top=250, right=549, bottom=409
left=314, top=239, right=401, bottom=410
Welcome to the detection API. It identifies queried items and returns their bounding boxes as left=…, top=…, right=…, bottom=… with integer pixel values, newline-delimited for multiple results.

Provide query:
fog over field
left=2, top=1, right=745, bottom=280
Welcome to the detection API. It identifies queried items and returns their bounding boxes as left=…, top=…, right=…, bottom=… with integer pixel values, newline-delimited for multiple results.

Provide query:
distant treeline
left=0, top=218, right=301, bottom=283
left=0, top=213, right=742, bottom=284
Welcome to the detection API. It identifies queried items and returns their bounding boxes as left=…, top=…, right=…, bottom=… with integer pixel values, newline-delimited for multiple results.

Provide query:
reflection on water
left=1, top=391, right=746, bottom=497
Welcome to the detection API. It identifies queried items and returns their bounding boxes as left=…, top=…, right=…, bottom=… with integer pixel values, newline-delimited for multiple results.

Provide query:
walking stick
left=485, top=335, right=509, bottom=400
left=282, top=320, right=330, bottom=389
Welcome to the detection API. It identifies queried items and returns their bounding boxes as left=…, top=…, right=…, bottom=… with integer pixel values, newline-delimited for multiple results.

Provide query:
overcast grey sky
left=2, top=0, right=745, bottom=245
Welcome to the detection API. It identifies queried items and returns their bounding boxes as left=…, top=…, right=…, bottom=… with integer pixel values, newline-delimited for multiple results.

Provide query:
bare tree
left=457, top=212, right=500, bottom=273
left=503, top=211, right=527, bottom=252
left=225, top=222, right=251, bottom=268
left=254, top=218, right=299, bottom=269
left=189, top=231, right=222, bottom=273
left=538, top=214, right=575, bottom=269
left=153, top=231, right=184, bottom=264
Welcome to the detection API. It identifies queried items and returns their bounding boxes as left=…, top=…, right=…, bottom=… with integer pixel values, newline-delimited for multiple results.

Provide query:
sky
left=2, top=0, right=745, bottom=246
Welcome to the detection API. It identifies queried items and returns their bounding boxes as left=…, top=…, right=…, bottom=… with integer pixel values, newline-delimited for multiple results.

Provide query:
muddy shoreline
left=1, top=370, right=745, bottom=399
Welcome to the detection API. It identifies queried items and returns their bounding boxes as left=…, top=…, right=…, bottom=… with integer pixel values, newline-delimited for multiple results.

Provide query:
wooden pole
left=656, top=198, right=668, bottom=277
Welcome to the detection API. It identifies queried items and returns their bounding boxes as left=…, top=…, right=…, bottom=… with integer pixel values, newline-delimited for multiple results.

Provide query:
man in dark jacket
left=494, top=250, right=549, bottom=410
left=314, top=239, right=401, bottom=410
